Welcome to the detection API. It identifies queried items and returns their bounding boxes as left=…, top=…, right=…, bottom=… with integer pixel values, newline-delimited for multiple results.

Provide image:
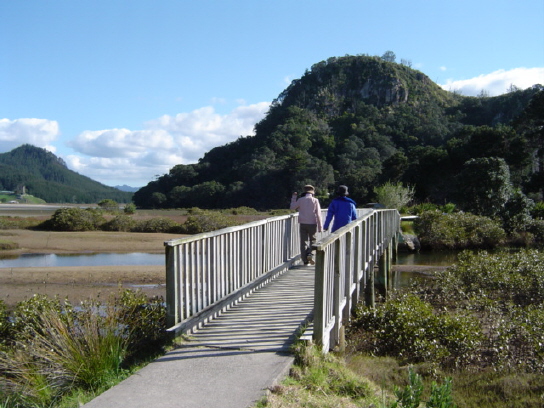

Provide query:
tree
left=373, top=181, right=415, bottom=210
left=98, top=199, right=119, bottom=212
left=457, top=157, right=512, bottom=217
left=381, top=50, right=396, bottom=63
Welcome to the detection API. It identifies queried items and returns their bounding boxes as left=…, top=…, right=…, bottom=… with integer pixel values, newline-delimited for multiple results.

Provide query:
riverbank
left=0, top=229, right=446, bottom=309
left=0, top=229, right=181, bottom=308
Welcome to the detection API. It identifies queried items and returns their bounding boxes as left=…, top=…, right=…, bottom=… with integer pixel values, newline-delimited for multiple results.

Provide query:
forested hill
left=0, top=144, right=132, bottom=203
left=133, top=54, right=543, bottom=210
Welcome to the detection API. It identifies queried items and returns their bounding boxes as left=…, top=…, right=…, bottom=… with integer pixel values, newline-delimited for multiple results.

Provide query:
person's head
left=303, top=185, right=315, bottom=195
left=336, top=185, right=349, bottom=196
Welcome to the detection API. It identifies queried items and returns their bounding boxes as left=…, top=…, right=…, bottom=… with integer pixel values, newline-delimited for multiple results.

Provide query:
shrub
left=374, top=181, right=415, bottom=210
left=413, top=210, right=506, bottom=250
left=113, top=290, right=167, bottom=359
left=102, top=214, right=136, bottom=232
left=123, top=203, right=137, bottom=214
left=351, top=293, right=483, bottom=368
left=44, top=207, right=105, bottom=231
left=500, top=190, right=535, bottom=234
left=531, top=201, right=544, bottom=220
left=403, top=203, right=440, bottom=215
left=527, top=219, right=544, bottom=243
left=97, top=199, right=119, bottom=212
left=132, top=217, right=180, bottom=233
left=429, top=249, right=544, bottom=372
left=223, top=206, right=259, bottom=215
left=180, top=211, right=238, bottom=234
left=435, top=249, right=544, bottom=308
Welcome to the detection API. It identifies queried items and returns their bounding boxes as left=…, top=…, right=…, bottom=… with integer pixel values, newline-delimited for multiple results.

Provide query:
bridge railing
left=312, top=209, right=400, bottom=351
left=164, top=213, right=304, bottom=335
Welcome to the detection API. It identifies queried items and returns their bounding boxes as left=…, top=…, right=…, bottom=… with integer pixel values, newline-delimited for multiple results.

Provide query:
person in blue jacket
left=323, top=185, right=357, bottom=232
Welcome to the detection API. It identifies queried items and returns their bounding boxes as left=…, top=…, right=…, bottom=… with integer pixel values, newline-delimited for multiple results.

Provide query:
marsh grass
left=0, top=240, right=17, bottom=250
left=0, top=291, right=168, bottom=408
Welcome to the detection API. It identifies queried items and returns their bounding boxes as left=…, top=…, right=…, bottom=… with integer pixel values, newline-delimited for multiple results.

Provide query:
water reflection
left=396, top=250, right=459, bottom=266
left=0, top=253, right=163, bottom=268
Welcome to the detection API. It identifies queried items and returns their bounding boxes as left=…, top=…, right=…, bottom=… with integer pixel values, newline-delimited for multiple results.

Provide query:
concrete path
left=82, top=264, right=315, bottom=408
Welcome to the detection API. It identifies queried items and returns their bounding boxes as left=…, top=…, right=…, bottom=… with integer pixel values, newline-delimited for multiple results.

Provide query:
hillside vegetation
left=0, top=145, right=133, bottom=203
left=133, top=54, right=543, bottom=210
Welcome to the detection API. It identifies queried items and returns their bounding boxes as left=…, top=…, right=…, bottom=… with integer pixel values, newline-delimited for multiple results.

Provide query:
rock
left=398, top=234, right=421, bottom=252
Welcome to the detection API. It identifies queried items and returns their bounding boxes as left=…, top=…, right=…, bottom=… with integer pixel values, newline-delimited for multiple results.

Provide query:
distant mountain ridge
left=115, top=185, right=140, bottom=192
left=0, top=144, right=133, bottom=203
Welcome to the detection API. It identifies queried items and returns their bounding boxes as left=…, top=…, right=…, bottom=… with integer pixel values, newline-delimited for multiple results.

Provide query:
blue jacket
left=324, top=196, right=357, bottom=232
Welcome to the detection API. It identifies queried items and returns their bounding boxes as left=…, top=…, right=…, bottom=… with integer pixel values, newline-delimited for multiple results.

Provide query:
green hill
left=126, top=54, right=542, bottom=209
left=134, top=56, right=544, bottom=209
left=0, top=145, right=133, bottom=203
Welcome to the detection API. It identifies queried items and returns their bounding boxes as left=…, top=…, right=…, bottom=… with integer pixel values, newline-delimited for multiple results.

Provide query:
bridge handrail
left=164, top=212, right=303, bottom=334
left=312, top=209, right=400, bottom=351
left=164, top=208, right=400, bottom=342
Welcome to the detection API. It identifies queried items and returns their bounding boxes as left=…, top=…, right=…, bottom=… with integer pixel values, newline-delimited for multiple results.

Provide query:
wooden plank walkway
left=83, top=264, right=315, bottom=408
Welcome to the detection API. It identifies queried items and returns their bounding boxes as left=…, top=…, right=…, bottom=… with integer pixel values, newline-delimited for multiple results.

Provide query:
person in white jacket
left=290, top=185, right=323, bottom=265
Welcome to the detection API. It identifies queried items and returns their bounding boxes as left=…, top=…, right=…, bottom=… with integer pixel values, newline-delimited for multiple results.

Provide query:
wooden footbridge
left=83, top=209, right=401, bottom=407
left=165, top=208, right=401, bottom=351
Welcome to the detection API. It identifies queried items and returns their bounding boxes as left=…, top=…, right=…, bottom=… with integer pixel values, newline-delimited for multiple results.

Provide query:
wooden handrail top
left=314, top=209, right=376, bottom=250
left=164, top=212, right=296, bottom=247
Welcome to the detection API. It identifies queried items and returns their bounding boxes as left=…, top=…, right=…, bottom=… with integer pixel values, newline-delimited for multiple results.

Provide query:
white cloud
left=440, top=67, right=544, bottom=96
left=66, top=102, right=270, bottom=187
left=0, top=118, right=59, bottom=152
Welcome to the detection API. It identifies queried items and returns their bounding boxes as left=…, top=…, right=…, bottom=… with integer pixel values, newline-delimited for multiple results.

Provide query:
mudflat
left=0, top=229, right=182, bottom=308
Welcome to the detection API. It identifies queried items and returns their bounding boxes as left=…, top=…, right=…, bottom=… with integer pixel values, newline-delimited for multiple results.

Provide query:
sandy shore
left=0, top=229, right=182, bottom=307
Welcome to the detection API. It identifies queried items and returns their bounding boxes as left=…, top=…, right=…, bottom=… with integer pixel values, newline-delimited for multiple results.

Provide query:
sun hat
left=336, top=185, right=349, bottom=196
left=303, top=185, right=315, bottom=194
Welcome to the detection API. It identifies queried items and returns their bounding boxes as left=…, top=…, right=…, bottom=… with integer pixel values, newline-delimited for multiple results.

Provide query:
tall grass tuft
left=0, top=291, right=167, bottom=407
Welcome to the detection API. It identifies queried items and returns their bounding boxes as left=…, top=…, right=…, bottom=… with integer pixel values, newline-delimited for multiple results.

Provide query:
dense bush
left=500, top=190, right=535, bottom=234
left=424, top=249, right=544, bottom=372
left=351, top=249, right=544, bottom=375
left=180, top=210, right=238, bottom=234
left=435, top=249, right=544, bottom=308
left=132, top=217, right=180, bottom=233
left=123, top=203, right=136, bottom=214
left=97, top=199, right=119, bottom=212
left=102, top=214, right=137, bottom=232
left=527, top=219, right=544, bottom=243
left=223, top=206, right=260, bottom=215
left=531, top=201, right=544, bottom=219
left=413, top=210, right=506, bottom=249
left=351, top=293, right=483, bottom=368
left=401, top=203, right=456, bottom=215
left=44, top=207, right=106, bottom=231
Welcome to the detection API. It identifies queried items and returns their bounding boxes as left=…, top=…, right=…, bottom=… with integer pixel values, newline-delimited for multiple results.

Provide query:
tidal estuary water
left=0, top=252, right=164, bottom=268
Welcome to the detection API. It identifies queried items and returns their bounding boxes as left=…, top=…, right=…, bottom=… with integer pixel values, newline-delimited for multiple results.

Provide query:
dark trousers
left=299, top=223, right=317, bottom=263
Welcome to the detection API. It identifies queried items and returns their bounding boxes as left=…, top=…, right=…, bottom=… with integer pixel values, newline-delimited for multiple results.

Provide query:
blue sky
left=1, top=0, right=543, bottom=188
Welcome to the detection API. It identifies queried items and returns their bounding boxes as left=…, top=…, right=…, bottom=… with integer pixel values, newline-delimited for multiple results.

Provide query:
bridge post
left=376, top=247, right=387, bottom=298
left=314, top=248, right=328, bottom=351
left=165, top=244, right=179, bottom=330
left=364, top=260, right=375, bottom=308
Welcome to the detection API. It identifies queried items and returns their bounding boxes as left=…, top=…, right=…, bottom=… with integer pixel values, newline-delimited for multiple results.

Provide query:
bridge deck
left=82, top=264, right=315, bottom=408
